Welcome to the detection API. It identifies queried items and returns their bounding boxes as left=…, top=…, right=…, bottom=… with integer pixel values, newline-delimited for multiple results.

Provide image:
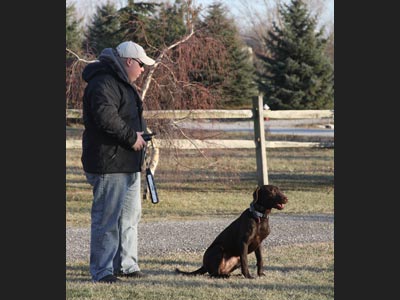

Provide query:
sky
left=195, top=0, right=333, bottom=22
left=69, top=0, right=333, bottom=31
left=193, top=0, right=333, bottom=31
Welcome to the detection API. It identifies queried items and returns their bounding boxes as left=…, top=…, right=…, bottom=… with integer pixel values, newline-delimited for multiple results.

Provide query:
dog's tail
left=175, top=266, right=207, bottom=276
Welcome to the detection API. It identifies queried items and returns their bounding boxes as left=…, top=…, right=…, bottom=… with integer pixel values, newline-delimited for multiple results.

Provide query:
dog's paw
left=257, top=272, right=266, bottom=277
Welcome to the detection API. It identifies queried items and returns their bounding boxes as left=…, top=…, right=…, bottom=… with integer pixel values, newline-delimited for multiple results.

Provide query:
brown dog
left=175, top=185, right=288, bottom=279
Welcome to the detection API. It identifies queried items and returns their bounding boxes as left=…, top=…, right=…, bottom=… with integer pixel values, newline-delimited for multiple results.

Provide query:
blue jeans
left=85, top=172, right=142, bottom=282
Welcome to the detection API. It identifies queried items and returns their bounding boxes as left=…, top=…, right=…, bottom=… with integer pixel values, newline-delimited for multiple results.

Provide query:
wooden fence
left=66, top=95, right=334, bottom=185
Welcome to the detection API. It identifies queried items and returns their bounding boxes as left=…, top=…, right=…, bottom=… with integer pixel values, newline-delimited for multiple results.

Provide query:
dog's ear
left=253, top=186, right=261, bottom=203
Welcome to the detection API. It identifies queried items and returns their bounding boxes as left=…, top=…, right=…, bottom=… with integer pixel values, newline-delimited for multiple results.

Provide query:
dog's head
left=252, top=185, right=288, bottom=212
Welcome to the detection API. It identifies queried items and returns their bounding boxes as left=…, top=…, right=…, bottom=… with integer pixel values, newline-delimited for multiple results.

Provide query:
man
left=81, top=41, right=155, bottom=283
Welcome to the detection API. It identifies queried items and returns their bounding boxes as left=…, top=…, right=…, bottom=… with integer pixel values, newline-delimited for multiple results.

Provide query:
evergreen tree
left=66, top=3, right=83, bottom=54
left=201, top=3, right=258, bottom=108
left=257, top=0, right=334, bottom=110
left=84, top=2, right=122, bottom=56
left=154, top=0, right=187, bottom=47
left=117, top=0, right=159, bottom=58
left=325, top=30, right=334, bottom=65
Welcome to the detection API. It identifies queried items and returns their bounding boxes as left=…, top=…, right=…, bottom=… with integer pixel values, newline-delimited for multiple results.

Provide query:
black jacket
left=81, top=48, right=146, bottom=173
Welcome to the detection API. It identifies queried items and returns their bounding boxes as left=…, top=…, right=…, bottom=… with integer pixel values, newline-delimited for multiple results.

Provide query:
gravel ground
left=66, top=213, right=333, bottom=263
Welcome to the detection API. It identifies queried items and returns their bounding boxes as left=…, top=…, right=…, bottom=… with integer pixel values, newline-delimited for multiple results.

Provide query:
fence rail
left=66, top=107, right=334, bottom=150
left=66, top=108, right=333, bottom=120
left=66, top=139, right=333, bottom=150
left=66, top=98, right=333, bottom=185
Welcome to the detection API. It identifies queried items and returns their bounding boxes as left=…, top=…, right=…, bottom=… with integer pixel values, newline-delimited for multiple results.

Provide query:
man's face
left=124, top=57, right=144, bottom=83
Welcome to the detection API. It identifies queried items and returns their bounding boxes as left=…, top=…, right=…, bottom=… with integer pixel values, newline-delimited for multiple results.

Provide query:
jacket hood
left=82, top=48, right=130, bottom=83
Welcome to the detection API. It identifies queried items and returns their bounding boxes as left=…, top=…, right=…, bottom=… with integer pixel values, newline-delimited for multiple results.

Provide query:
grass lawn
left=67, top=145, right=333, bottom=226
left=66, top=127, right=334, bottom=299
left=66, top=242, right=333, bottom=300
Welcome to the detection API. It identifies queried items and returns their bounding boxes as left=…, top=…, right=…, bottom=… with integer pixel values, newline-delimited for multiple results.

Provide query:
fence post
left=253, top=93, right=269, bottom=185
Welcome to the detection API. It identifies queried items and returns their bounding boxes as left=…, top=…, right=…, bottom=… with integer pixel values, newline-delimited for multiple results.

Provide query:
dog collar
left=249, top=203, right=268, bottom=220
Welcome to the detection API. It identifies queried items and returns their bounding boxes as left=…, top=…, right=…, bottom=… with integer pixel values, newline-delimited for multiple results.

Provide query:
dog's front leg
left=254, top=246, right=265, bottom=276
left=239, top=242, right=253, bottom=279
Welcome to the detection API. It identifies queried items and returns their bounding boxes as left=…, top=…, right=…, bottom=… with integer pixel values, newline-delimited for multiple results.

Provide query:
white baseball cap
left=116, top=41, right=155, bottom=65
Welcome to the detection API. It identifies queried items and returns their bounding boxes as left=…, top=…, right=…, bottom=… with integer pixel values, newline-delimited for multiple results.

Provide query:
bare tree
left=66, top=0, right=233, bottom=199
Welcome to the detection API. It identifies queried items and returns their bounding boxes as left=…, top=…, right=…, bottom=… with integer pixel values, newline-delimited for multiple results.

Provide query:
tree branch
left=141, top=28, right=195, bottom=100
left=66, top=48, right=97, bottom=63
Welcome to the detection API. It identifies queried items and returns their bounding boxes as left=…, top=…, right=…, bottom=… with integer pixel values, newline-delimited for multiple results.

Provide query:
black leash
left=143, top=133, right=159, bottom=204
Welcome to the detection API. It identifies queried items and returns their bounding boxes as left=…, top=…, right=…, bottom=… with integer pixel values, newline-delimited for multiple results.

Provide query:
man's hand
left=132, top=131, right=146, bottom=151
